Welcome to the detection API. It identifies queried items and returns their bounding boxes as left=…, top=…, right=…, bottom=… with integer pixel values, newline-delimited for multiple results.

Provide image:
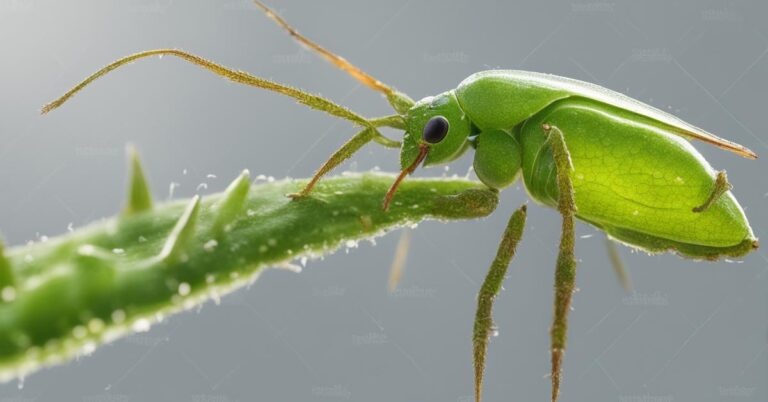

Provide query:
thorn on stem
left=124, top=145, right=153, bottom=215
left=212, top=170, right=250, bottom=235
left=159, top=195, right=201, bottom=263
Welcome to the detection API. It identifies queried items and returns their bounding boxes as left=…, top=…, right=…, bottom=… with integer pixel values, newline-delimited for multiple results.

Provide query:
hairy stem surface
left=0, top=172, right=498, bottom=382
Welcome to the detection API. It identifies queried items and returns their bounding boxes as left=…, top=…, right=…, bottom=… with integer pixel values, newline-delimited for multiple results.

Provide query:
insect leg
left=541, top=123, right=577, bottom=402
left=692, top=170, right=732, bottom=212
left=290, top=113, right=408, bottom=198
left=605, top=236, right=632, bottom=292
left=387, top=229, right=411, bottom=292
left=472, top=205, right=527, bottom=402
left=289, top=127, right=381, bottom=198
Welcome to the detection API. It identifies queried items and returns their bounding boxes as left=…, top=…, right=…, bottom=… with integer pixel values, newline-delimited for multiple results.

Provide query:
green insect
left=39, top=2, right=758, bottom=401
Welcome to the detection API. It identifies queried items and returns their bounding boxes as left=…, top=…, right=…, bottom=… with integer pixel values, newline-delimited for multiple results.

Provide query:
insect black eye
left=422, top=116, right=450, bottom=144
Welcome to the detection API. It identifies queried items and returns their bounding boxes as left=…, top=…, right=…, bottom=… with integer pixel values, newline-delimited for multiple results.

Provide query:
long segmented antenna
left=254, top=1, right=393, bottom=96
left=253, top=1, right=414, bottom=112
left=41, top=49, right=370, bottom=127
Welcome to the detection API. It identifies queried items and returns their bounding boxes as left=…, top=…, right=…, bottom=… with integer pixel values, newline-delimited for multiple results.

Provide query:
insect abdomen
left=518, top=98, right=756, bottom=258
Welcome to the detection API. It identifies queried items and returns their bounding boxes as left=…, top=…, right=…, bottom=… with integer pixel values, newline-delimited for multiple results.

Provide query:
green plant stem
left=0, top=173, right=498, bottom=382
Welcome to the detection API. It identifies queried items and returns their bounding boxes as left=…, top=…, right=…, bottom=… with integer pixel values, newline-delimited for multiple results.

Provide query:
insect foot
left=431, top=188, right=499, bottom=219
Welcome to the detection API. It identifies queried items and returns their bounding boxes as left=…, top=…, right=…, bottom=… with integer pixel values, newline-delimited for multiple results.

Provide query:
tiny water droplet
left=168, top=182, right=180, bottom=199
left=132, top=319, right=150, bottom=332
left=82, top=342, right=96, bottom=355
left=1, top=286, right=17, bottom=302
left=275, top=262, right=302, bottom=273
left=210, top=290, right=221, bottom=305
left=111, top=309, right=126, bottom=324
left=88, top=318, right=105, bottom=333
left=203, top=239, right=218, bottom=252
left=72, top=325, right=87, bottom=339
left=178, top=282, right=191, bottom=296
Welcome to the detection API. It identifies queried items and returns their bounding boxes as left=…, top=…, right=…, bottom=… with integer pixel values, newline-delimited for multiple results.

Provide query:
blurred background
left=0, top=0, right=766, bottom=401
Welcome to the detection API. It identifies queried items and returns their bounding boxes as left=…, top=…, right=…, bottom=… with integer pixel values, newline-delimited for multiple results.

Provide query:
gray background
left=1, top=0, right=766, bottom=401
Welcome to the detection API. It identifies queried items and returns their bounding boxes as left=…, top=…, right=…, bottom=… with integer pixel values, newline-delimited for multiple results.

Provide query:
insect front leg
left=541, top=123, right=577, bottom=402
left=472, top=205, right=527, bottom=402
left=288, top=126, right=399, bottom=199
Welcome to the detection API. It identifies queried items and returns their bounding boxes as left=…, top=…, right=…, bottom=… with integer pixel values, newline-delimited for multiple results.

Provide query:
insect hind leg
left=541, top=123, right=578, bottom=402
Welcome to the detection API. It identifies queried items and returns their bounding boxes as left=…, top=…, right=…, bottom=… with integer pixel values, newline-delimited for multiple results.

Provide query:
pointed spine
left=124, top=145, right=153, bottom=215
left=212, top=170, right=250, bottom=235
left=0, top=237, right=14, bottom=297
left=158, top=196, right=201, bottom=263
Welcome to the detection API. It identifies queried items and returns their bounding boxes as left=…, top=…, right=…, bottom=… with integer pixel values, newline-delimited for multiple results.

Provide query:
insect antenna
left=41, top=49, right=372, bottom=128
left=253, top=1, right=414, bottom=113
